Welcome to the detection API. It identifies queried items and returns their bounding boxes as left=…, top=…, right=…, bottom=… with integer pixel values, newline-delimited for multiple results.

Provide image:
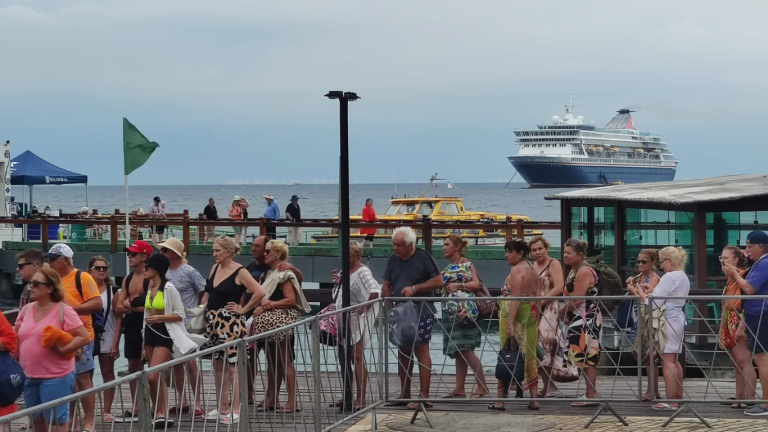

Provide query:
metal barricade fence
left=4, top=294, right=768, bottom=431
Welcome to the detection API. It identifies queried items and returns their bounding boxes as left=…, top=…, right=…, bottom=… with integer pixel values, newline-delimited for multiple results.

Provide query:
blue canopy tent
left=11, top=150, right=89, bottom=211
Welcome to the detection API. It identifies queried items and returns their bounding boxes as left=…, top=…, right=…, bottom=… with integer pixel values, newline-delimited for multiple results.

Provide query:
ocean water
left=12, top=182, right=570, bottom=221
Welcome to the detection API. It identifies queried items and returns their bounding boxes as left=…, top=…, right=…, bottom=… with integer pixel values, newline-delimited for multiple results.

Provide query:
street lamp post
left=325, top=90, right=359, bottom=413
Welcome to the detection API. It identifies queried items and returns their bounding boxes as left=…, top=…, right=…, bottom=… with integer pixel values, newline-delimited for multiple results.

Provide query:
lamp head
left=324, top=91, right=344, bottom=99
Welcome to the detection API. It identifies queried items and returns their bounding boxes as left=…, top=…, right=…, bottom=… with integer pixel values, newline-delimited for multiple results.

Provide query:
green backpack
left=587, top=262, right=624, bottom=314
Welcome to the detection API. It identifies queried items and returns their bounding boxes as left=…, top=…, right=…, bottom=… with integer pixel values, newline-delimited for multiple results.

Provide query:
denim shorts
left=75, top=341, right=95, bottom=374
left=23, top=372, right=76, bottom=424
left=745, top=312, right=768, bottom=354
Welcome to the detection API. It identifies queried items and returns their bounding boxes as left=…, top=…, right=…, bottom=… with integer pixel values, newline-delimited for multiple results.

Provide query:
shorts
left=233, top=226, right=242, bottom=234
left=745, top=312, right=768, bottom=354
left=124, top=331, right=144, bottom=360
left=205, top=226, right=216, bottom=237
left=153, top=225, right=165, bottom=234
left=364, top=235, right=375, bottom=242
left=75, top=341, right=95, bottom=375
left=23, top=372, right=76, bottom=424
left=145, top=323, right=174, bottom=350
left=417, top=313, right=434, bottom=344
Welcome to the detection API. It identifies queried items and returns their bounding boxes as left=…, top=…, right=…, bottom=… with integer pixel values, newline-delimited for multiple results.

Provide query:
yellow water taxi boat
left=311, top=174, right=542, bottom=245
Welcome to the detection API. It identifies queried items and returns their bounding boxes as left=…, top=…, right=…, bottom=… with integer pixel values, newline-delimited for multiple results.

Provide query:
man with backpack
left=46, top=243, right=102, bottom=432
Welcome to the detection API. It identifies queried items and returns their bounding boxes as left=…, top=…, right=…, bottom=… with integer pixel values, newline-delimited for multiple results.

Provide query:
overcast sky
left=1, top=1, right=766, bottom=185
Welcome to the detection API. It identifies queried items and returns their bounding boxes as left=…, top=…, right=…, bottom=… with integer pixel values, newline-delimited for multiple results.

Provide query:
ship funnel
left=605, top=109, right=636, bottom=130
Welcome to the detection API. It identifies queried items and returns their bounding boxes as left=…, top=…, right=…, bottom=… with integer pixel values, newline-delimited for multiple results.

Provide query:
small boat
left=311, top=174, right=542, bottom=245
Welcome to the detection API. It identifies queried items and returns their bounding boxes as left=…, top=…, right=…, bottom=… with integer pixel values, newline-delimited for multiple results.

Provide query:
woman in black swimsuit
left=201, top=236, right=265, bottom=425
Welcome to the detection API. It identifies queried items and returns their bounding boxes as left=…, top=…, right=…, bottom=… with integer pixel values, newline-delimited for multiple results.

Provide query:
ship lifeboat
left=633, top=148, right=645, bottom=153
left=610, top=146, right=620, bottom=152
left=652, top=149, right=661, bottom=154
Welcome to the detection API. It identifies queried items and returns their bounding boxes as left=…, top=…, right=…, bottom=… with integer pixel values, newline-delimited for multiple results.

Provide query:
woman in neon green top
left=142, top=254, right=206, bottom=428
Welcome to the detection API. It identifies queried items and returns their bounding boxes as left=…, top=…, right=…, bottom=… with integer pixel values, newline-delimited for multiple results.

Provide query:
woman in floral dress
left=440, top=235, right=488, bottom=399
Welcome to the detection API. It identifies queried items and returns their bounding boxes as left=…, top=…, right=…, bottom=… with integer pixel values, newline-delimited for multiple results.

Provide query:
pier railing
left=0, top=212, right=560, bottom=254
left=3, top=295, right=767, bottom=431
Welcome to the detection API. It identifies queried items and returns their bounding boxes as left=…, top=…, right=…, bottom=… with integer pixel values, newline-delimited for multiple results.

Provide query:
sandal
left=384, top=401, right=408, bottom=407
left=276, top=406, right=302, bottom=414
left=641, top=393, right=661, bottom=402
left=731, top=403, right=748, bottom=409
left=441, top=392, right=466, bottom=398
left=651, top=403, right=678, bottom=411
left=470, top=392, right=487, bottom=399
left=487, top=403, right=505, bottom=411
left=102, top=413, right=115, bottom=423
left=528, top=402, right=540, bottom=411
left=256, top=403, right=276, bottom=412
left=406, top=402, right=433, bottom=409
left=571, top=396, right=600, bottom=407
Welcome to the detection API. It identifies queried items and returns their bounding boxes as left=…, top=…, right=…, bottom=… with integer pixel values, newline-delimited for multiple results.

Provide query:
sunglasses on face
left=29, top=281, right=50, bottom=288
left=127, top=252, right=139, bottom=258
left=92, top=266, right=108, bottom=272
left=636, top=260, right=650, bottom=265
left=17, top=262, right=34, bottom=270
left=161, top=248, right=170, bottom=253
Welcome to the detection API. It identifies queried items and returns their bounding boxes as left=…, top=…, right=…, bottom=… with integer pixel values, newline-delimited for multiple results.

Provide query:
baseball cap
left=233, top=195, right=240, bottom=201
left=124, top=240, right=153, bottom=255
left=747, top=231, right=768, bottom=245
left=46, top=243, right=73, bottom=260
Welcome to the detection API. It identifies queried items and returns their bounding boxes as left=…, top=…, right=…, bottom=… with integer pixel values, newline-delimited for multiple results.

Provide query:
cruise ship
left=508, top=97, right=678, bottom=187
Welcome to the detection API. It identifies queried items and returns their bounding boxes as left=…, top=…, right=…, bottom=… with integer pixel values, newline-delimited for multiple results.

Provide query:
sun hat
left=233, top=195, right=241, bottom=201
left=263, top=193, right=275, bottom=200
left=156, top=238, right=187, bottom=264
left=290, top=195, right=299, bottom=202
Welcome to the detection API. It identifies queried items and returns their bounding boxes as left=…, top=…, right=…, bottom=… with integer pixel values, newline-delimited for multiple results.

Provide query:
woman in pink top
left=15, top=269, right=89, bottom=432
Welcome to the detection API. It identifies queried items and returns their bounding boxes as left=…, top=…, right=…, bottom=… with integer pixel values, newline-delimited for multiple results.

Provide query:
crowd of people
left=2, top=226, right=768, bottom=431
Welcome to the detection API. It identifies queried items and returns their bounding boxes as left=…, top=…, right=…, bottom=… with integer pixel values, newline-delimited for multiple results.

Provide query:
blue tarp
left=10, top=150, right=88, bottom=186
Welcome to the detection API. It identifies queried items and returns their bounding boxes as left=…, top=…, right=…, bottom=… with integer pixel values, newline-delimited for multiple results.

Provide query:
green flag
left=123, top=118, right=159, bottom=175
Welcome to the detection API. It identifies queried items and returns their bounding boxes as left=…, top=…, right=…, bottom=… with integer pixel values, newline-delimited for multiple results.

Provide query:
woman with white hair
left=637, top=246, right=690, bottom=411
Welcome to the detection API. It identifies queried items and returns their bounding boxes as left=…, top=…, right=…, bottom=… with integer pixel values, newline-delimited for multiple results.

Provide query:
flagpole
left=125, top=174, right=130, bottom=269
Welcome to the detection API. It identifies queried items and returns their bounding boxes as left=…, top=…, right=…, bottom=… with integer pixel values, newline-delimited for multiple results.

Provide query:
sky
left=1, top=1, right=766, bottom=185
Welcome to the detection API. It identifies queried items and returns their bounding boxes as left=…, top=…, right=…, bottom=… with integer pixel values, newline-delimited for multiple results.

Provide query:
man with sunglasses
left=45, top=243, right=103, bottom=432
left=113, top=240, right=154, bottom=423
left=16, top=249, right=46, bottom=310
left=155, top=238, right=206, bottom=419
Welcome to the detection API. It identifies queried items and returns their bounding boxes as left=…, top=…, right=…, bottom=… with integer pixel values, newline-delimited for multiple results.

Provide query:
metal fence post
left=237, top=339, right=251, bottom=432
left=136, top=373, right=153, bottom=432
left=637, top=298, right=644, bottom=401
left=377, top=299, right=385, bottom=402
left=383, top=301, right=390, bottom=404
left=312, top=319, right=323, bottom=432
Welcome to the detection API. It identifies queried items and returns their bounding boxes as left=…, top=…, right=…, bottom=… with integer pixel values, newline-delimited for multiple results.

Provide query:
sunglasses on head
left=92, top=266, right=108, bottom=272
left=17, top=262, right=34, bottom=270
left=29, top=280, right=50, bottom=288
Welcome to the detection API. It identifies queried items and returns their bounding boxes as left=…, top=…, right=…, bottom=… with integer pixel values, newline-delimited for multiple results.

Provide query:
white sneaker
left=206, top=409, right=220, bottom=420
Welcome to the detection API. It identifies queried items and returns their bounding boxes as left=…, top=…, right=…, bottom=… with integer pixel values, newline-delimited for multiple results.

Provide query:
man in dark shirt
left=203, top=198, right=218, bottom=244
left=245, top=235, right=304, bottom=406
left=382, top=226, right=442, bottom=408
left=285, top=195, right=302, bottom=246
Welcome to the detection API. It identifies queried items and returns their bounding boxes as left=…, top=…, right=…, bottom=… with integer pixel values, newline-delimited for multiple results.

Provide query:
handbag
left=186, top=304, right=206, bottom=334
left=0, top=352, right=25, bottom=407
left=456, top=258, right=494, bottom=319
left=495, top=339, right=525, bottom=384
left=315, top=282, right=340, bottom=346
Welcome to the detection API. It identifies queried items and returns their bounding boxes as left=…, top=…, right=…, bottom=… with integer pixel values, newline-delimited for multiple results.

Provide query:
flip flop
left=384, top=401, right=408, bottom=407
left=487, top=403, right=505, bottom=411
left=276, top=407, right=302, bottom=414
left=256, top=404, right=276, bottom=412
left=442, top=392, right=466, bottom=399
left=470, top=392, right=488, bottom=399
left=571, top=398, right=600, bottom=407
left=528, top=402, right=540, bottom=411
left=651, top=403, right=678, bottom=411
left=354, top=405, right=368, bottom=412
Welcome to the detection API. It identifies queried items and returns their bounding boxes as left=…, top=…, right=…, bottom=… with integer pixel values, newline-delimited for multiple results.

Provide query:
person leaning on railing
left=250, top=240, right=311, bottom=414
left=718, top=245, right=757, bottom=409
left=724, top=230, right=768, bottom=416
left=439, top=235, right=489, bottom=401
left=637, top=246, right=690, bottom=411
left=14, top=269, right=90, bottom=432
left=201, top=236, right=266, bottom=425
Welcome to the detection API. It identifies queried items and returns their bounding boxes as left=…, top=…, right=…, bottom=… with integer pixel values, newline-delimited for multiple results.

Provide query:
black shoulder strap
left=75, top=270, right=84, bottom=301
left=103, top=285, right=112, bottom=318
left=143, top=278, right=150, bottom=293
left=125, top=272, right=134, bottom=288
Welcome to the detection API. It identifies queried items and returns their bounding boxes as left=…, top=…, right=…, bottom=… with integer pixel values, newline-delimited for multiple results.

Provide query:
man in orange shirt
left=46, top=243, right=102, bottom=432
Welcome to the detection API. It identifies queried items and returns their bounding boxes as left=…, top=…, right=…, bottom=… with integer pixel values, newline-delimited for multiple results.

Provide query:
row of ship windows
left=522, top=143, right=577, bottom=148
left=518, top=130, right=579, bottom=136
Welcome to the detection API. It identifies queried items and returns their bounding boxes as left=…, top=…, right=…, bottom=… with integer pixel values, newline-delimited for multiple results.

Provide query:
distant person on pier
left=203, top=198, right=219, bottom=244
left=718, top=245, right=756, bottom=409
left=439, top=235, right=489, bottom=401
left=361, top=198, right=376, bottom=248
left=285, top=195, right=301, bottom=246
left=46, top=244, right=102, bottom=432
left=382, top=226, right=443, bottom=410
left=263, top=193, right=280, bottom=240
left=157, top=238, right=206, bottom=419
left=724, top=231, right=768, bottom=416
left=88, top=256, right=120, bottom=424
left=15, top=269, right=89, bottom=432
left=149, top=196, right=166, bottom=243
left=245, top=236, right=303, bottom=406
left=228, top=196, right=249, bottom=245
left=201, top=236, right=265, bottom=424
left=114, top=240, right=153, bottom=423
left=16, top=249, right=46, bottom=310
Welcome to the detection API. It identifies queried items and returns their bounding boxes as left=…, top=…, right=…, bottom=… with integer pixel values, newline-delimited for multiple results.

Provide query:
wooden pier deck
left=3, top=371, right=760, bottom=432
